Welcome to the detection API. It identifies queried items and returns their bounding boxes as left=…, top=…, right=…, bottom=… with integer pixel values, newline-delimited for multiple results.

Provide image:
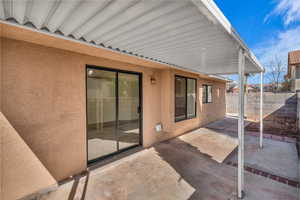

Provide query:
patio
left=0, top=1, right=265, bottom=198
left=37, top=117, right=299, bottom=200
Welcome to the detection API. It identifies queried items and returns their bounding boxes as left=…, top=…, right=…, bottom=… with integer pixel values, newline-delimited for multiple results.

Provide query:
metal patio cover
left=0, top=0, right=264, bottom=75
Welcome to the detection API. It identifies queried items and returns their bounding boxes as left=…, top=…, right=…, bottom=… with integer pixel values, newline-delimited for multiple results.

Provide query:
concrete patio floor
left=37, top=117, right=299, bottom=200
left=207, top=116, right=299, bottom=181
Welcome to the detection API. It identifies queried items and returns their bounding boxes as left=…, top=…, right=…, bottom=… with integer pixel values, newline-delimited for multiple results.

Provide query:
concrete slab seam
left=225, top=161, right=299, bottom=188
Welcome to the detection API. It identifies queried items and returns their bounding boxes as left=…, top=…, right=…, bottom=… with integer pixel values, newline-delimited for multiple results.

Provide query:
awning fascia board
left=192, top=0, right=264, bottom=73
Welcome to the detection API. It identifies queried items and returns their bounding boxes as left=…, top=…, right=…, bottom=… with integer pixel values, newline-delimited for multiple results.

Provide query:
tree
left=265, top=56, right=285, bottom=92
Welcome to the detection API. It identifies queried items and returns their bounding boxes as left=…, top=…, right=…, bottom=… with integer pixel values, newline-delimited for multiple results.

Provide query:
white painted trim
left=192, top=0, right=264, bottom=73
left=238, top=48, right=245, bottom=198
left=260, top=72, right=264, bottom=148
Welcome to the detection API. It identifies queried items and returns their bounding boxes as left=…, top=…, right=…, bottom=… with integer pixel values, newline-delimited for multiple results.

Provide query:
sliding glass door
left=117, top=72, right=141, bottom=150
left=86, top=69, right=117, bottom=161
left=86, top=66, right=141, bottom=163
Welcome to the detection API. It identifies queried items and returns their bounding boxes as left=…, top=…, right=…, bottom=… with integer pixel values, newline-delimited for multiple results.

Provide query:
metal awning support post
left=259, top=72, right=264, bottom=148
left=238, top=48, right=245, bottom=199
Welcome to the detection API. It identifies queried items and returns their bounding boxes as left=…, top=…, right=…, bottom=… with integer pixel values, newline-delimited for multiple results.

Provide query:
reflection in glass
left=207, top=85, right=212, bottom=103
left=86, top=68, right=141, bottom=162
left=118, top=73, right=140, bottom=150
left=175, top=76, right=187, bottom=121
left=187, top=79, right=196, bottom=118
left=87, top=69, right=117, bottom=161
left=203, top=85, right=212, bottom=103
left=202, top=85, right=207, bottom=103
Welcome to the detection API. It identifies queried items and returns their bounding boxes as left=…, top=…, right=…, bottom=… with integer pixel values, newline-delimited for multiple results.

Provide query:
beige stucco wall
left=295, top=79, right=300, bottom=92
left=0, top=30, right=3, bottom=200
left=1, top=37, right=226, bottom=181
left=144, top=69, right=226, bottom=147
left=289, top=65, right=300, bottom=92
left=295, top=65, right=300, bottom=91
left=2, top=38, right=87, bottom=181
left=0, top=35, right=2, bottom=111
left=1, top=112, right=57, bottom=200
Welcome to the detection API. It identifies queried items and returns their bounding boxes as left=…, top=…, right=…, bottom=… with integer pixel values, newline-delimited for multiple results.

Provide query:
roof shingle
left=289, top=50, right=300, bottom=65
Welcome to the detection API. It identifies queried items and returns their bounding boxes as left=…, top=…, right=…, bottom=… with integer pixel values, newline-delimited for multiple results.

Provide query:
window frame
left=203, top=84, right=213, bottom=104
left=174, top=75, right=197, bottom=122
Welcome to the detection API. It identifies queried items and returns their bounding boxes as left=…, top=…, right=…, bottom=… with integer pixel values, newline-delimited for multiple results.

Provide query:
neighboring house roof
left=289, top=50, right=300, bottom=65
left=246, top=85, right=257, bottom=90
left=286, top=50, right=300, bottom=79
left=208, top=75, right=231, bottom=82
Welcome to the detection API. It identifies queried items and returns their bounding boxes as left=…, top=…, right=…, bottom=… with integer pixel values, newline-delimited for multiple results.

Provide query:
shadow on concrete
left=80, top=172, right=90, bottom=200
left=67, top=171, right=90, bottom=200
left=205, top=117, right=299, bottom=182
left=87, top=146, right=144, bottom=172
left=154, top=138, right=236, bottom=200
left=154, top=122, right=299, bottom=200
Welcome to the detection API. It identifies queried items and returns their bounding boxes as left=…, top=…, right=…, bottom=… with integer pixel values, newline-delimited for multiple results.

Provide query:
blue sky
left=214, top=0, right=300, bottom=84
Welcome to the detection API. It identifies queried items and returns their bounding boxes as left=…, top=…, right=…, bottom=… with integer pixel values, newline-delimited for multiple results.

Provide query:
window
left=175, top=75, right=197, bottom=122
left=203, top=85, right=212, bottom=103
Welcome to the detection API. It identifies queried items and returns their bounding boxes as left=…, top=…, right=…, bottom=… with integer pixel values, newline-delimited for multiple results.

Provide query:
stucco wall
left=1, top=112, right=57, bottom=200
left=0, top=30, right=3, bottom=200
left=295, top=78, right=300, bottom=92
left=2, top=38, right=87, bottom=181
left=144, top=69, right=226, bottom=146
left=0, top=36, right=2, bottom=110
left=1, top=38, right=226, bottom=181
left=289, top=65, right=300, bottom=92
left=297, top=91, right=300, bottom=133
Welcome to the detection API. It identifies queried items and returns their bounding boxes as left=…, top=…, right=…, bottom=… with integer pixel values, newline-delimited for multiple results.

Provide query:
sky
left=214, top=0, right=300, bottom=84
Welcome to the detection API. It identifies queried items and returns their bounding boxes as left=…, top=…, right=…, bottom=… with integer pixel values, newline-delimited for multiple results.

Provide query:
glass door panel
left=187, top=79, right=196, bottom=118
left=117, top=73, right=140, bottom=150
left=86, top=67, right=141, bottom=163
left=87, top=69, right=117, bottom=161
left=175, top=76, right=187, bottom=121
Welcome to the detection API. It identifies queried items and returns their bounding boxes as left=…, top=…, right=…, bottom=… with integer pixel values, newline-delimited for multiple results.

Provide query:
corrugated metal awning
left=0, top=0, right=264, bottom=74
